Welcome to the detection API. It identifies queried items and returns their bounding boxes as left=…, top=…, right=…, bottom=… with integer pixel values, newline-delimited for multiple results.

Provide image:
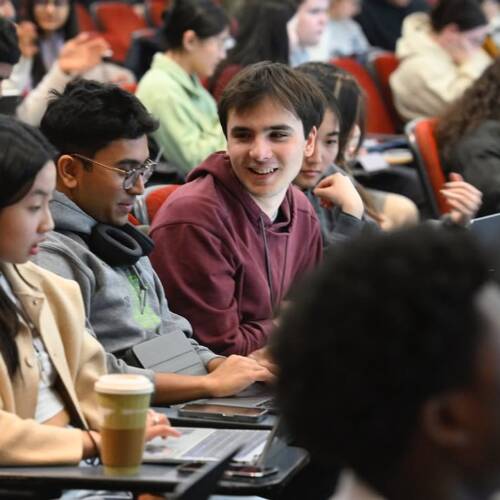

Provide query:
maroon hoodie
left=150, top=152, right=323, bottom=356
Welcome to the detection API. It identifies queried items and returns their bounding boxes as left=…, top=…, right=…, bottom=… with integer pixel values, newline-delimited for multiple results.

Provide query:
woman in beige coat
left=0, top=116, right=173, bottom=466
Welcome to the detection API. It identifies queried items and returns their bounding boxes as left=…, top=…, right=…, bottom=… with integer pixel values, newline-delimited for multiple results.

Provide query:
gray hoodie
left=33, top=191, right=219, bottom=380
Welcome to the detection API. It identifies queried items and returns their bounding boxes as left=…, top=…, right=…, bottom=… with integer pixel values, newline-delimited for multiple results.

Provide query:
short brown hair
left=218, top=61, right=326, bottom=138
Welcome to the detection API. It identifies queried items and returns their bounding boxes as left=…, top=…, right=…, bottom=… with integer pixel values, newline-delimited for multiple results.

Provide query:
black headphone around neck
left=88, top=223, right=154, bottom=267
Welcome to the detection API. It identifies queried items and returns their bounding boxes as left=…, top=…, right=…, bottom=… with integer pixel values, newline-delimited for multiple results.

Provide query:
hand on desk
left=248, top=347, right=278, bottom=376
left=82, top=410, right=179, bottom=459
left=205, top=355, right=274, bottom=398
left=440, top=172, right=482, bottom=225
left=145, top=409, right=180, bottom=441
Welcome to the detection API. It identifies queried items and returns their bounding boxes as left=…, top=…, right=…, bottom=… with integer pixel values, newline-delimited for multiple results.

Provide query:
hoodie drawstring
left=259, top=215, right=275, bottom=309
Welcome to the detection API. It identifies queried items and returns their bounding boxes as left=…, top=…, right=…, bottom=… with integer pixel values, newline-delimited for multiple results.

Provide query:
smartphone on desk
left=178, top=403, right=268, bottom=423
left=224, top=464, right=279, bottom=479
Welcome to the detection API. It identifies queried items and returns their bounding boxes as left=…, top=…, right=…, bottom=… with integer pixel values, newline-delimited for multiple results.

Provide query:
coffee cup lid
left=95, top=374, right=154, bottom=395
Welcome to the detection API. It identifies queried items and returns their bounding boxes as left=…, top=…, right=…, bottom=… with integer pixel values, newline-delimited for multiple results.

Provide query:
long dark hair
left=209, top=0, right=295, bottom=94
left=0, top=116, right=57, bottom=376
left=22, top=0, right=79, bottom=87
left=162, top=0, right=229, bottom=50
left=296, top=62, right=384, bottom=223
left=436, top=58, right=500, bottom=165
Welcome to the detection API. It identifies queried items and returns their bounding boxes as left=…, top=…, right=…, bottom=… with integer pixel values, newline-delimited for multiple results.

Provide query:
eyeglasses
left=72, top=153, right=156, bottom=190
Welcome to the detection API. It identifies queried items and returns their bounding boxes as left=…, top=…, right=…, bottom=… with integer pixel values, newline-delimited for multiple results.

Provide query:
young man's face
left=294, top=108, right=340, bottom=190
left=296, top=0, right=329, bottom=47
left=63, top=135, right=149, bottom=226
left=227, top=96, right=316, bottom=209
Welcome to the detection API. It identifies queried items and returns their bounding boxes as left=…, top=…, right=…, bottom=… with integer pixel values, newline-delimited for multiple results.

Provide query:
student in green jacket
left=137, top=0, right=229, bottom=176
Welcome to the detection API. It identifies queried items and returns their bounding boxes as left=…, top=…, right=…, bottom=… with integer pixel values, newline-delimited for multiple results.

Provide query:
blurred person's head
left=0, top=0, right=15, bottom=21
left=431, top=0, right=489, bottom=55
left=437, top=58, right=500, bottom=165
left=222, top=0, right=296, bottom=67
left=479, top=0, right=499, bottom=21
left=40, top=79, right=158, bottom=227
left=329, top=0, right=361, bottom=20
left=23, top=0, right=77, bottom=37
left=294, top=62, right=342, bottom=189
left=273, top=225, right=500, bottom=500
left=293, top=0, right=329, bottom=47
left=162, top=0, right=230, bottom=79
left=0, top=17, right=20, bottom=80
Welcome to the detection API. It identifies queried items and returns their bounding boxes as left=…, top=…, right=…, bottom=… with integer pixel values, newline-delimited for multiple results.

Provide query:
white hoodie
left=390, top=12, right=492, bottom=121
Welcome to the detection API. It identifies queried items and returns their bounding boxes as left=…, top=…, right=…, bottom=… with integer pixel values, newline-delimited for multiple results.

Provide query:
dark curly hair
left=436, top=58, right=500, bottom=166
left=271, top=224, right=492, bottom=484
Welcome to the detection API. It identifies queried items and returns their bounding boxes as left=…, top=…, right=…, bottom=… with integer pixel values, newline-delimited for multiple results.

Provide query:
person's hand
left=16, top=21, right=38, bottom=58
left=205, top=355, right=274, bottom=398
left=440, top=30, right=484, bottom=65
left=248, top=347, right=278, bottom=375
left=144, top=409, right=180, bottom=442
left=58, top=32, right=110, bottom=76
left=313, top=172, right=364, bottom=219
left=441, top=172, right=482, bottom=225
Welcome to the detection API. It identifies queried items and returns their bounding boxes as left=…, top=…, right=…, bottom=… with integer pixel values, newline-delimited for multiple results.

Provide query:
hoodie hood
left=187, top=151, right=296, bottom=231
left=50, top=191, right=97, bottom=236
left=396, top=12, right=442, bottom=60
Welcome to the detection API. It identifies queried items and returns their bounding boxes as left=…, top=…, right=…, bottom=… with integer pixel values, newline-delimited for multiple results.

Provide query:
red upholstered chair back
left=406, top=117, right=450, bottom=216
left=331, top=57, right=397, bottom=135
left=91, top=2, right=147, bottom=62
left=75, top=3, right=96, bottom=32
left=145, top=0, right=170, bottom=27
left=147, top=185, right=181, bottom=223
left=368, top=51, right=402, bottom=129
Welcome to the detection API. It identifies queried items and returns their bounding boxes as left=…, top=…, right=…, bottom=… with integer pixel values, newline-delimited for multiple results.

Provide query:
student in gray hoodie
left=33, top=79, right=273, bottom=405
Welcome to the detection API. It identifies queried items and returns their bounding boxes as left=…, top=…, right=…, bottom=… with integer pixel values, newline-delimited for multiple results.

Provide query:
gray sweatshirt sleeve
left=33, top=242, right=156, bottom=381
left=152, top=271, right=223, bottom=368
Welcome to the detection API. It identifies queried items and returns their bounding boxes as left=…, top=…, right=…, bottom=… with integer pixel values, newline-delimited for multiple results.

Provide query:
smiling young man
left=150, top=62, right=324, bottom=357
left=33, top=79, right=272, bottom=405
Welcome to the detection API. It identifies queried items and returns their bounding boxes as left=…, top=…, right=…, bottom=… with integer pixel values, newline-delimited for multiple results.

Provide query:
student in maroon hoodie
left=150, top=62, right=324, bottom=358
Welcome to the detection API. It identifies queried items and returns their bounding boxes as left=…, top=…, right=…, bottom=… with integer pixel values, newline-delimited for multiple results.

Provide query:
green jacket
left=137, top=53, right=226, bottom=175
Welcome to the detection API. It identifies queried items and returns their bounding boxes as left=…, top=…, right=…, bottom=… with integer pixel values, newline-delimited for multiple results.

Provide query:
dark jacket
left=355, top=0, right=428, bottom=51
left=446, top=120, right=500, bottom=217
left=150, top=152, right=323, bottom=356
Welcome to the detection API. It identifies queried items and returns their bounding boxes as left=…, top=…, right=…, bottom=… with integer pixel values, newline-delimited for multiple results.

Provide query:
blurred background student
left=7, top=0, right=133, bottom=126
left=436, top=58, right=500, bottom=217
left=209, top=0, right=296, bottom=101
left=390, top=0, right=492, bottom=121
left=137, top=0, right=229, bottom=176
left=308, top=0, right=371, bottom=61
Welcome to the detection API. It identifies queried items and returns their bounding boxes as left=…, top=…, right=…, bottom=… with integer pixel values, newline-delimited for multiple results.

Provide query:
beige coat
left=0, top=261, right=106, bottom=465
left=390, top=13, right=492, bottom=121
